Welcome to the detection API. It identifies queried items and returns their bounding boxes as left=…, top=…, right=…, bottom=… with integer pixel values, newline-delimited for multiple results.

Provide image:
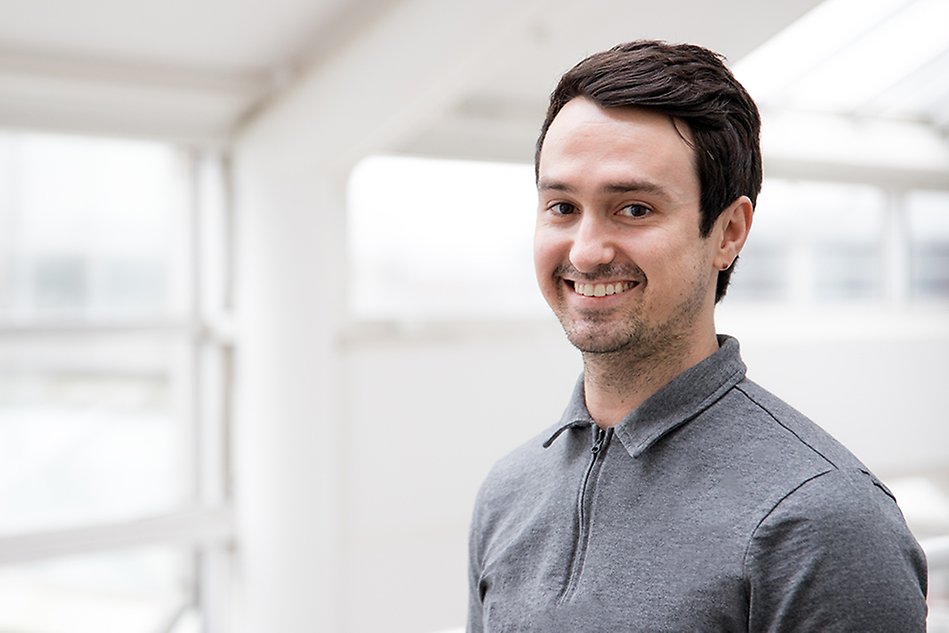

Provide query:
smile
left=571, top=281, right=638, bottom=297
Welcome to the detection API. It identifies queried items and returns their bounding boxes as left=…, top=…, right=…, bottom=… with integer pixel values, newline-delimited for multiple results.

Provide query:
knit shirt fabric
left=467, top=336, right=928, bottom=632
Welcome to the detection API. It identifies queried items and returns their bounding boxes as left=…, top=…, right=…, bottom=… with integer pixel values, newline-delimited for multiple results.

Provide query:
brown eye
left=550, top=202, right=577, bottom=215
left=619, top=204, right=650, bottom=218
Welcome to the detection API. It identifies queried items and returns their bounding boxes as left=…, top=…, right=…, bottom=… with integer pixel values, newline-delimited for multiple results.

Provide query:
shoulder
left=713, top=380, right=928, bottom=628
left=468, top=423, right=568, bottom=566
left=723, top=377, right=870, bottom=471
left=471, top=425, right=557, bottom=522
left=470, top=419, right=596, bottom=544
left=683, top=377, right=872, bottom=517
left=749, top=467, right=918, bottom=553
left=474, top=421, right=577, bottom=508
left=744, top=467, right=928, bottom=631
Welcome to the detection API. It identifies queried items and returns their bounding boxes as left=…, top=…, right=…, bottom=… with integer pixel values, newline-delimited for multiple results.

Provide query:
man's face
left=534, top=97, right=720, bottom=357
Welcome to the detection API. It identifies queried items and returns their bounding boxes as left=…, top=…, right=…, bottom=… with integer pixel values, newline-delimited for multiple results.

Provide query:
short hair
left=535, top=40, right=762, bottom=302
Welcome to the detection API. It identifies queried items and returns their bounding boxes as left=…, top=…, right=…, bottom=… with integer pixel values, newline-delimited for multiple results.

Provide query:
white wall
left=231, top=1, right=551, bottom=630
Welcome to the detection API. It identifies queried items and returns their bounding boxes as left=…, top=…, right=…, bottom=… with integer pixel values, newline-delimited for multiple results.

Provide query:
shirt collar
left=544, top=335, right=746, bottom=457
left=542, top=374, right=594, bottom=448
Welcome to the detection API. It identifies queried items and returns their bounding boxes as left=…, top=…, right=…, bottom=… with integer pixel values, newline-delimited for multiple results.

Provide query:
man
left=467, top=40, right=927, bottom=632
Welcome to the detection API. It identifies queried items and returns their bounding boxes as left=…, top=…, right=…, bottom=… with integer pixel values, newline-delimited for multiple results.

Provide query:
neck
left=582, top=330, right=719, bottom=428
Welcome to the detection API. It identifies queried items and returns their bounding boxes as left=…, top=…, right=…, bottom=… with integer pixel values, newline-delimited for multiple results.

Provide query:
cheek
left=533, top=228, right=567, bottom=301
left=620, top=229, right=670, bottom=272
left=655, top=238, right=718, bottom=298
left=636, top=231, right=709, bottom=285
left=533, top=226, right=561, bottom=274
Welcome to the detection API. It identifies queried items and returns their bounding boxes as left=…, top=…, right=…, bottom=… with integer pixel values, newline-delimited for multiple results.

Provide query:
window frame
left=0, top=141, right=235, bottom=633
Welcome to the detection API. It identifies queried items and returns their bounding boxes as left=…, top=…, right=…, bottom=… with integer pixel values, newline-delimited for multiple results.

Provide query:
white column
left=231, top=1, right=550, bottom=630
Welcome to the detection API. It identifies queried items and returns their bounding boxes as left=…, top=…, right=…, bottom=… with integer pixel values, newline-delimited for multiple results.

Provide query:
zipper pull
left=591, top=428, right=606, bottom=455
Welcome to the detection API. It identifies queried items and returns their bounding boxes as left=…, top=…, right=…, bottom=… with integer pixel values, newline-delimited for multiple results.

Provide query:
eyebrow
left=537, top=177, right=672, bottom=200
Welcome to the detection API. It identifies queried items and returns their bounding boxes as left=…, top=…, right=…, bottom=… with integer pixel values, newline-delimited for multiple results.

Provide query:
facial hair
left=552, top=261, right=710, bottom=361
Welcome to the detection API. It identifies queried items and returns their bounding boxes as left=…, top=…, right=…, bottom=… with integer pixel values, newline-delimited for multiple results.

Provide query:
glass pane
left=729, top=179, right=885, bottom=303
left=907, top=190, right=949, bottom=301
left=0, top=546, right=196, bottom=633
left=812, top=242, right=883, bottom=300
left=727, top=241, right=790, bottom=302
left=0, top=131, right=190, bottom=321
left=0, top=332, right=191, bottom=535
left=347, top=155, right=544, bottom=320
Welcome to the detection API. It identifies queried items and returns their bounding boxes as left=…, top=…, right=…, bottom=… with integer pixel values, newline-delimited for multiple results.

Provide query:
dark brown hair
left=535, top=40, right=762, bottom=302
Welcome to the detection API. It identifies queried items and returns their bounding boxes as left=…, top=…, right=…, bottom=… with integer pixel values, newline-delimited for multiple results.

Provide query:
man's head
left=535, top=40, right=762, bottom=303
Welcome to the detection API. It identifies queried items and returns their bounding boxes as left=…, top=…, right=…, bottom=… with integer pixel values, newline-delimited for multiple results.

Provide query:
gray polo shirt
left=468, top=336, right=927, bottom=632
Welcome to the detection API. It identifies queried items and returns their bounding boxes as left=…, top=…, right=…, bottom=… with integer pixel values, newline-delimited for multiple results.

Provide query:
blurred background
left=0, top=0, right=947, bottom=631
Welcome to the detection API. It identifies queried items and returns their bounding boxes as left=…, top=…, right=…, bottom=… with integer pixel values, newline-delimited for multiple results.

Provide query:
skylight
left=733, top=0, right=949, bottom=126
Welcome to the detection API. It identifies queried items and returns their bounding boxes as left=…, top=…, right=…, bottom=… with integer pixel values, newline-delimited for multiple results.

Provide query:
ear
left=713, top=196, right=753, bottom=271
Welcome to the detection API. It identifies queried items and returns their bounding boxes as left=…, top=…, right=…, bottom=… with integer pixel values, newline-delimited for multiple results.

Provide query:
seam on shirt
left=860, top=467, right=899, bottom=505
left=733, top=383, right=838, bottom=469
left=740, top=468, right=835, bottom=585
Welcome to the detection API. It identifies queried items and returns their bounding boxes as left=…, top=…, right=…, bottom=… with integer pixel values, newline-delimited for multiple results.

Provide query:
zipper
left=559, top=425, right=609, bottom=604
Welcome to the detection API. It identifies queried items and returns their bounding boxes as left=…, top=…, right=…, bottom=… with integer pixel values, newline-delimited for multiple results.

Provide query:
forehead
left=538, top=97, right=698, bottom=193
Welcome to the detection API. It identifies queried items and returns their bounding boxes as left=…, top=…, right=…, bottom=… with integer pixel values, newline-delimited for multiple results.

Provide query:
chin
left=562, top=323, right=640, bottom=355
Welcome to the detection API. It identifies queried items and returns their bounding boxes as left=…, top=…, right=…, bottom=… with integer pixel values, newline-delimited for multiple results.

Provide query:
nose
left=569, top=214, right=616, bottom=273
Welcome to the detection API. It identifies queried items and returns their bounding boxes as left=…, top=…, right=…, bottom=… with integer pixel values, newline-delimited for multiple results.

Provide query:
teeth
left=574, top=281, right=634, bottom=297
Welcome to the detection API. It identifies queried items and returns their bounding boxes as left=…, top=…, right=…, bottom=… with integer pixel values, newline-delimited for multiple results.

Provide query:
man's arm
left=466, top=488, right=487, bottom=633
left=745, top=468, right=928, bottom=632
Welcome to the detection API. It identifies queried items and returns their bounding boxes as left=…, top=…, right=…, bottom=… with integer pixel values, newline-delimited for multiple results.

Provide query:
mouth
left=567, top=280, right=639, bottom=297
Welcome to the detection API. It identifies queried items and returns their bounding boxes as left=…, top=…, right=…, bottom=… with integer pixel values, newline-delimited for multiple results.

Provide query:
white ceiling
left=0, top=0, right=340, bottom=72
left=0, top=0, right=824, bottom=148
left=3, top=0, right=946, bottom=185
left=397, top=0, right=828, bottom=162
left=0, top=0, right=400, bottom=141
left=734, top=0, right=949, bottom=128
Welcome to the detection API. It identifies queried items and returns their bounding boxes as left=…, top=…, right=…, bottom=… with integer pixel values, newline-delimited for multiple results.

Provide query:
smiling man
left=467, top=41, right=927, bottom=632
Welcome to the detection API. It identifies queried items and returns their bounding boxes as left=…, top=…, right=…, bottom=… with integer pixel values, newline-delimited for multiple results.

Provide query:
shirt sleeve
left=744, top=467, right=928, bottom=632
left=467, top=486, right=487, bottom=633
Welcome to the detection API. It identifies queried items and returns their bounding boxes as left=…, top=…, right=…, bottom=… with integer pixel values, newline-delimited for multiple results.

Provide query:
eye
left=548, top=202, right=577, bottom=216
left=618, top=203, right=651, bottom=218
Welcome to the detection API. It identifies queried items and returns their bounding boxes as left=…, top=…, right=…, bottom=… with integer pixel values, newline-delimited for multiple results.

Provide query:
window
left=0, top=131, right=232, bottom=632
left=0, top=133, right=189, bottom=320
left=907, top=190, right=949, bottom=301
left=730, top=180, right=887, bottom=303
left=0, top=546, right=195, bottom=633
left=348, top=158, right=948, bottom=318
left=0, top=342, right=189, bottom=533
left=347, top=155, right=543, bottom=321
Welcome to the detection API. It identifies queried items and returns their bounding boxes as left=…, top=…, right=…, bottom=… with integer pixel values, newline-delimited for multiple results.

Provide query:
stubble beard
left=554, top=267, right=711, bottom=368
left=550, top=262, right=651, bottom=355
left=559, top=308, right=648, bottom=355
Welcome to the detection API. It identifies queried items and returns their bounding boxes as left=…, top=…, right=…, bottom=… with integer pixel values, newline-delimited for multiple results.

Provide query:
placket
left=559, top=425, right=611, bottom=603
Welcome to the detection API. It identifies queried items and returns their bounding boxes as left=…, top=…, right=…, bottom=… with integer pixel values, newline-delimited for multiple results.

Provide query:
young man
left=467, top=40, right=927, bottom=632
